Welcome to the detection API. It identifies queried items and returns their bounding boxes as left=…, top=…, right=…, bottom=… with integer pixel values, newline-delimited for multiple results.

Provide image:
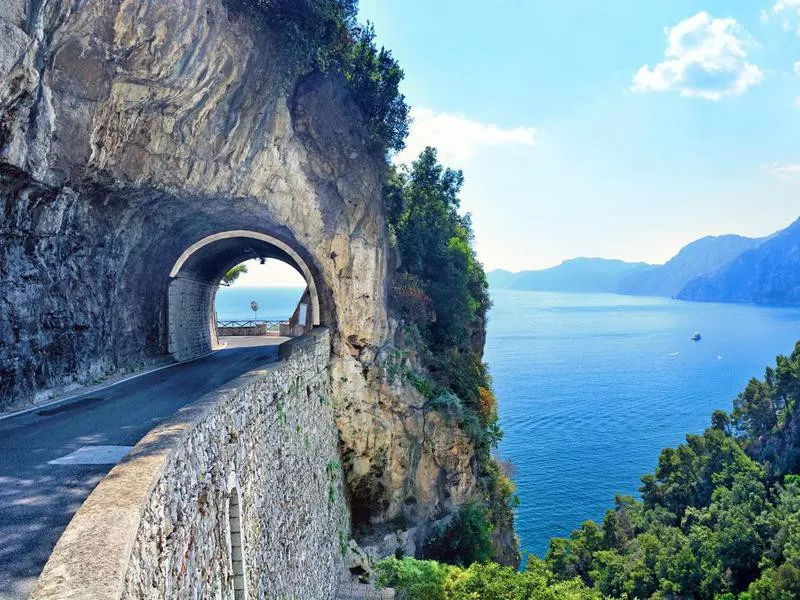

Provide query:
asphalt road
left=0, top=340, right=281, bottom=600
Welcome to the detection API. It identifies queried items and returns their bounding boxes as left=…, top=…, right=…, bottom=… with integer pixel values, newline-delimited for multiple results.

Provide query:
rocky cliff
left=0, top=0, right=480, bottom=558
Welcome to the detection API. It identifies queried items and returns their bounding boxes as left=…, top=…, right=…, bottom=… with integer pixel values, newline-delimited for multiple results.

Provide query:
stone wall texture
left=33, top=330, right=351, bottom=600
left=1, top=0, right=484, bottom=556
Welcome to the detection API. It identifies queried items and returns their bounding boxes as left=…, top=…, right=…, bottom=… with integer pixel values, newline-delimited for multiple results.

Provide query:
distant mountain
left=489, top=218, right=799, bottom=306
left=677, top=218, right=800, bottom=305
left=486, top=269, right=517, bottom=289
left=489, top=258, right=654, bottom=293
left=618, top=234, right=764, bottom=297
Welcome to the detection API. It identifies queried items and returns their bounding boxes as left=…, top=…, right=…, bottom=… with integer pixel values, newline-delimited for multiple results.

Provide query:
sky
left=230, top=259, right=307, bottom=287
left=357, top=0, right=800, bottom=271
left=235, top=0, right=800, bottom=286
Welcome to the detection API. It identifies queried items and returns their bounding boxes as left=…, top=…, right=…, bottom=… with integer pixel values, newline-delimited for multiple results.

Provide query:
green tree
left=422, top=504, right=494, bottom=566
left=374, top=557, right=449, bottom=600
left=222, top=264, right=248, bottom=285
left=244, top=0, right=408, bottom=153
left=385, top=148, right=512, bottom=562
left=375, top=557, right=600, bottom=600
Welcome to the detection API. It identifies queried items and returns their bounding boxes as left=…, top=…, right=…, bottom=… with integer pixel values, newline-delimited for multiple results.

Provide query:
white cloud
left=762, top=162, right=800, bottom=181
left=773, top=0, right=800, bottom=33
left=632, top=12, right=764, bottom=100
left=393, top=107, right=537, bottom=166
left=761, top=9, right=771, bottom=23
left=229, top=259, right=306, bottom=287
left=774, top=0, right=800, bottom=15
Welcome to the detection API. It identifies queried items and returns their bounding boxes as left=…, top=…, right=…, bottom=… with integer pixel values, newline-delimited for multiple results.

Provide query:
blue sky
left=358, top=0, right=800, bottom=271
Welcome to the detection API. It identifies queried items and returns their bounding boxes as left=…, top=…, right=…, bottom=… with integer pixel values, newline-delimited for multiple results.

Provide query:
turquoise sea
left=485, top=290, right=800, bottom=556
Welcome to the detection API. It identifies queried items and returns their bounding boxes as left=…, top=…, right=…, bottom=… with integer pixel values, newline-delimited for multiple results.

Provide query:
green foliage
left=248, top=0, right=357, bottom=65
left=276, top=400, right=286, bottom=425
left=386, top=149, right=495, bottom=447
left=375, top=557, right=451, bottom=600
left=405, top=368, right=436, bottom=399
left=422, top=504, right=495, bottom=567
left=243, top=0, right=408, bottom=152
left=542, top=342, right=800, bottom=600
left=221, top=264, right=248, bottom=285
left=339, top=23, right=409, bottom=152
left=387, top=149, right=490, bottom=354
left=375, top=556, right=600, bottom=600
left=386, top=146, right=512, bottom=558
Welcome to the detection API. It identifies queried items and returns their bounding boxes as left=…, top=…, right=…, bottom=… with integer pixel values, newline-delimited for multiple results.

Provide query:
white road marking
left=48, top=446, right=134, bottom=466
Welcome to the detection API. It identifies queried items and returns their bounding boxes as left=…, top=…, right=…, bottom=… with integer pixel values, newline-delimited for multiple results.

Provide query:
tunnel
left=167, top=230, right=322, bottom=361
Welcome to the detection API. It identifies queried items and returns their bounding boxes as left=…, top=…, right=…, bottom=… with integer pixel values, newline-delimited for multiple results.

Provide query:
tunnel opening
left=167, top=230, right=322, bottom=361
left=215, top=257, right=307, bottom=338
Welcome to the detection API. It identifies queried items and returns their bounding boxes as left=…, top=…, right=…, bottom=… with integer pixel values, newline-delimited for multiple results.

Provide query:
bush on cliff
left=385, top=147, right=493, bottom=439
left=385, top=147, right=516, bottom=563
left=421, top=504, right=495, bottom=566
left=244, top=0, right=408, bottom=152
left=374, top=556, right=601, bottom=600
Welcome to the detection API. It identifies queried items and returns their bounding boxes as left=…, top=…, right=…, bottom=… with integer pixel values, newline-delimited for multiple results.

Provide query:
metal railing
left=216, top=320, right=287, bottom=329
left=216, top=320, right=289, bottom=337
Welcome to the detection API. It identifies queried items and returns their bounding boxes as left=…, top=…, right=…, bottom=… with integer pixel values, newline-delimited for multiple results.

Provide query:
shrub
left=241, top=0, right=408, bottom=153
left=392, top=272, right=434, bottom=328
left=374, top=557, right=450, bottom=600
left=375, top=556, right=600, bottom=600
left=422, top=504, right=494, bottom=566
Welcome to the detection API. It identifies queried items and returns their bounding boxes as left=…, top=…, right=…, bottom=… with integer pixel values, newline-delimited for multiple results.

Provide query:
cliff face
left=0, top=0, right=477, bottom=552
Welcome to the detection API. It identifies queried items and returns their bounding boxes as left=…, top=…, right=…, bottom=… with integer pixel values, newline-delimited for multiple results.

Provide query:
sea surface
left=215, top=286, right=306, bottom=321
left=485, top=289, right=800, bottom=557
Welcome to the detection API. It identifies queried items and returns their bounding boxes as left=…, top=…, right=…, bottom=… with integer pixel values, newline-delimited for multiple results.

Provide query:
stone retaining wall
left=32, top=329, right=350, bottom=600
left=168, top=277, right=218, bottom=361
left=217, top=324, right=277, bottom=337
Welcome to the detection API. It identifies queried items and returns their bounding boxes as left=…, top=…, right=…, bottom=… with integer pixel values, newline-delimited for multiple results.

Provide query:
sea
left=215, top=286, right=306, bottom=321
left=216, top=285, right=800, bottom=557
left=485, top=289, right=800, bottom=556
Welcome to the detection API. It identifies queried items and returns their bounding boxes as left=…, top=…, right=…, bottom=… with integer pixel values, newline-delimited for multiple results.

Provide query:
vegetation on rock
left=241, top=0, right=409, bottom=152
left=384, top=147, right=517, bottom=563
left=375, top=556, right=600, bottom=600
left=421, top=504, right=495, bottom=567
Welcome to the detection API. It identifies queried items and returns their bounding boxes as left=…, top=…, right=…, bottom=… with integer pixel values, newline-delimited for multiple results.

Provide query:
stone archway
left=167, top=230, right=322, bottom=361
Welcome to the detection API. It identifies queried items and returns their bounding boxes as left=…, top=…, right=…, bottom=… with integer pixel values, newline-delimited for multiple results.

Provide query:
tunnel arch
left=167, top=230, right=322, bottom=361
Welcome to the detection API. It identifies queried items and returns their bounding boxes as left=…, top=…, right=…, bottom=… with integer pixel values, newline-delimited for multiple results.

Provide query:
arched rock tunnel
left=167, top=230, right=322, bottom=361
left=0, top=172, right=336, bottom=405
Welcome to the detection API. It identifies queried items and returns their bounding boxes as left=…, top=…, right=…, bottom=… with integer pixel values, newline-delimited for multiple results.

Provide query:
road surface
left=0, top=339, right=282, bottom=600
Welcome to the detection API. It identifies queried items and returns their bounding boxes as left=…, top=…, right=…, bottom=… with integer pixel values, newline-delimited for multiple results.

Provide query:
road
left=0, top=339, right=282, bottom=600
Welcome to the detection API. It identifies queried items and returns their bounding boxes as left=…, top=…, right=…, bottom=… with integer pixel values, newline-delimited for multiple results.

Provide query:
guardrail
left=217, top=320, right=287, bottom=329
left=216, top=320, right=289, bottom=337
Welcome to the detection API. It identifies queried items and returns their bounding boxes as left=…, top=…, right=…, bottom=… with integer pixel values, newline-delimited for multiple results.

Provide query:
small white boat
left=691, top=332, right=702, bottom=341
